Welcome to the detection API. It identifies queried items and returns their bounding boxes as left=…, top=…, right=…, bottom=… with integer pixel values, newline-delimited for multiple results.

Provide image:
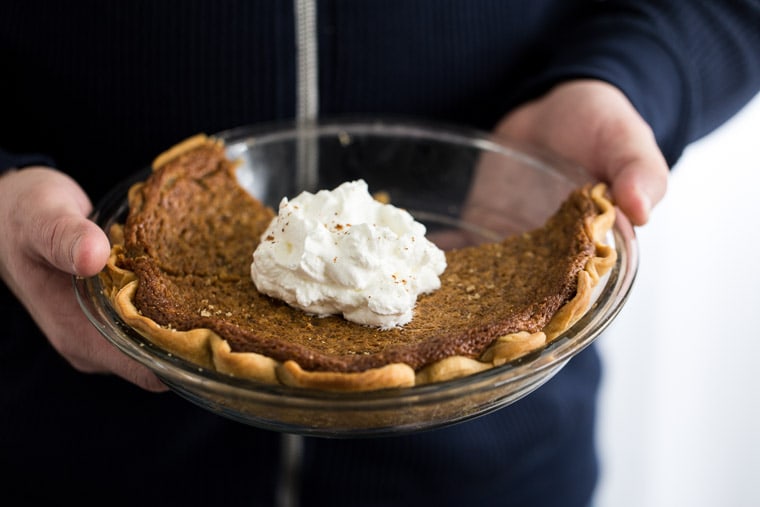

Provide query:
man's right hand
left=0, top=167, right=167, bottom=392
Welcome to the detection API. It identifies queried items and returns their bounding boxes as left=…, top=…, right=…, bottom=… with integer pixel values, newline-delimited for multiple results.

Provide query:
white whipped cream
left=251, top=179, right=446, bottom=328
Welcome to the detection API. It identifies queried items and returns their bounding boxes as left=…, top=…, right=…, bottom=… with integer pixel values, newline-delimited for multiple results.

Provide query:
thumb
left=19, top=169, right=111, bottom=276
left=591, top=117, right=670, bottom=226
left=42, top=214, right=112, bottom=277
left=496, top=80, right=669, bottom=226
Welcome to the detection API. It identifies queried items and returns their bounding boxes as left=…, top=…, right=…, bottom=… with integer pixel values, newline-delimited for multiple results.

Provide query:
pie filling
left=101, top=134, right=617, bottom=391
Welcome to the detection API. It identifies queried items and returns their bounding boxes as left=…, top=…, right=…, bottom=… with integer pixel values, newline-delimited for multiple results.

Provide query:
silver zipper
left=294, top=0, right=319, bottom=193
left=276, top=431, right=305, bottom=507
left=295, top=0, right=319, bottom=124
left=276, top=4, right=316, bottom=506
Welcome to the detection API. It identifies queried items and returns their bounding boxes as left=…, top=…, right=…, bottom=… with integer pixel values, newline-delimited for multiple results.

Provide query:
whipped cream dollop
left=251, top=179, right=447, bottom=328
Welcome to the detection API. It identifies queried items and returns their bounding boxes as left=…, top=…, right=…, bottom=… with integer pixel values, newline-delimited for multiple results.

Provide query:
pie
left=100, top=134, right=617, bottom=392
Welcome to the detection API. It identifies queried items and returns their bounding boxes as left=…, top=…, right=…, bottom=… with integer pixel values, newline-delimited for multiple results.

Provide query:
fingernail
left=69, top=235, right=81, bottom=273
left=638, top=189, right=652, bottom=225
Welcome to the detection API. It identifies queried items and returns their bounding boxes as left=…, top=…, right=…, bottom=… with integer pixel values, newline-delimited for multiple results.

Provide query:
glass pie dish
left=74, top=119, right=637, bottom=437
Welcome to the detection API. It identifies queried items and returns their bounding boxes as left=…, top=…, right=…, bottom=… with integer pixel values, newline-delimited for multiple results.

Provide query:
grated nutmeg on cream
left=250, top=179, right=447, bottom=328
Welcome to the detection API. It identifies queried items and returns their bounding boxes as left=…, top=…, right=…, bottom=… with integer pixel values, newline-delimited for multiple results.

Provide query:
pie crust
left=101, top=134, right=617, bottom=392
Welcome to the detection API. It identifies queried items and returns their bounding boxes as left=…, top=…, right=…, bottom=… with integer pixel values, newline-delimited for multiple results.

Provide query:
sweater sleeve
left=0, top=148, right=57, bottom=173
left=514, top=0, right=760, bottom=166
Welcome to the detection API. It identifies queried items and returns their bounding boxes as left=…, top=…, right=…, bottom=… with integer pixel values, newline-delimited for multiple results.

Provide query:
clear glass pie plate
left=74, top=119, right=637, bottom=437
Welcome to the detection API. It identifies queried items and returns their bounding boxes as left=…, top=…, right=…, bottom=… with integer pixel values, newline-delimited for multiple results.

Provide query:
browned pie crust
left=101, top=134, right=617, bottom=391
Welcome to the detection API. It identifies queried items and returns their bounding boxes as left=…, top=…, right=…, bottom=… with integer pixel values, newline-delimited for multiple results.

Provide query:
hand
left=0, top=167, right=167, bottom=392
left=495, top=79, right=669, bottom=226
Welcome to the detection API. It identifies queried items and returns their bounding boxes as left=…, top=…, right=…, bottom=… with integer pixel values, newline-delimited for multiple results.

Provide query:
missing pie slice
left=100, top=134, right=617, bottom=392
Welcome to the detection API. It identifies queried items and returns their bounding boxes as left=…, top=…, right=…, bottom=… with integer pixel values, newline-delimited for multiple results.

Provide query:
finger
left=48, top=282, right=154, bottom=388
left=592, top=123, right=669, bottom=226
left=606, top=158, right=668, bottom=226
left=69, top=219, right=113, bottom=277
left=18, top=171, right=111, bottom=276
left=83, top=355, right=169, bottom=393
left=495, top=80, right=670, bottom=226
left=85, top=341, right=170, bottom=393
left=66, top=327, right=169, bottom=392
left=122, top=366, right=170, bottom=393
left=31, top=213, right=111, bottom=276
left=30, top=258, right=168, bottom=393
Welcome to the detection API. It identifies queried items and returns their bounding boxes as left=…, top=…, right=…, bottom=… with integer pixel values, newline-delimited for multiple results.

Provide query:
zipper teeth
left=294, top=0, right=319, bottom=193
left=276, top=4, right=314, bottom=507
left=295, top=0, right=319, bottom=122
left=276, top=432, right=305, bottom=507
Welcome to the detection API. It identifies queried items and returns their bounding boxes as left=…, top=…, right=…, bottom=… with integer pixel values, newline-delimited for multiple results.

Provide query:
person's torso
left=0, top=0, right=582, bottom=199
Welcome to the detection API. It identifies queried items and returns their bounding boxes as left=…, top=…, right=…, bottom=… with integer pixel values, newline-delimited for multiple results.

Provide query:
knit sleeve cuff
left=0, top=148, right=58, bottom=173
left=511, top=25, right=690, bottom=166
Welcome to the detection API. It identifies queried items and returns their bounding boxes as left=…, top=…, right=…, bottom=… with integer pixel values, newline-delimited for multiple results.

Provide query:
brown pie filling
left=101, top=134, right=617, bottom=391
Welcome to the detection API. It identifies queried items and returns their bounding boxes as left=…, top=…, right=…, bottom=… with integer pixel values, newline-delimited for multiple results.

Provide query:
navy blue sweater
left=1, top=2, right=759, bottom=506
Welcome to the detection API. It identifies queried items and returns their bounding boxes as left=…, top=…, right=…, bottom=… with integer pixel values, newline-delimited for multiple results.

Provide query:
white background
left=594, top=92, right=760, bottom=507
